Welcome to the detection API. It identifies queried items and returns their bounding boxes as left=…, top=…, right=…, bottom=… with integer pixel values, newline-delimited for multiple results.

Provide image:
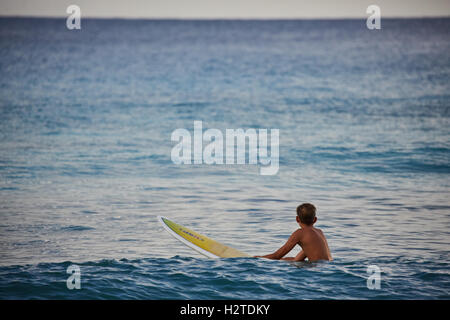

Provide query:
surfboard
left=157, top=216, right=249, bottom=258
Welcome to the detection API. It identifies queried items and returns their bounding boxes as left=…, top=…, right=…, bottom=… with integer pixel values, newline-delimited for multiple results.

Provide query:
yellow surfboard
left=157, top=216, right=249, bottom=258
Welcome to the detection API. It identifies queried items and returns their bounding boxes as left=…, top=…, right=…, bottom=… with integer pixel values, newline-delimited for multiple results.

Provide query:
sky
left=0, top=0, right=449, bottom=19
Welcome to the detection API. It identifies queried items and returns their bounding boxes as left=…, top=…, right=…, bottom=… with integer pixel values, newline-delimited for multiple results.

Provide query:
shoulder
left=312, top=227, right=323, bottom=235
left=314, top=228, right=327, bottom=239
left=291, top=228, right=303, bottom=240
left=316, top=228, right=325, bottom=236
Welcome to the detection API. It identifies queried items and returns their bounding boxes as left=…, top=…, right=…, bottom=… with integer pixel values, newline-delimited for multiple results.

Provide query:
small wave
left=0, top=256, right=448, bottom=299
left=59, top=225, right=95, bottom=232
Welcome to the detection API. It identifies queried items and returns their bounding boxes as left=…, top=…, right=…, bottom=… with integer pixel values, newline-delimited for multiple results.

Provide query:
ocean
left=0, top=18, right=449, bottom=299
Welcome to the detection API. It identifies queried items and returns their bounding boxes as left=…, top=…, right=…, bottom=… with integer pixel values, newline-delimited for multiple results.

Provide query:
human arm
left=280, top=250, right=306, bottom=261
left=254, top=230, right=301, bottom=260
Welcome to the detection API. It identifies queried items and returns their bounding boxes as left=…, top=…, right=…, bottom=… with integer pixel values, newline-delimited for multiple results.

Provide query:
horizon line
left=1, top=14, right=450, bottom=20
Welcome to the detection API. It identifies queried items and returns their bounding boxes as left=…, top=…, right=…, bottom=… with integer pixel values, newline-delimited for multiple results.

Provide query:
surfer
left=255, top=203, right=332, bottom=262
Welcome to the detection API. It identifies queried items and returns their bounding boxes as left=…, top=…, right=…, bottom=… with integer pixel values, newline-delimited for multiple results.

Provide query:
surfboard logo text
left=171, top=121, right=279, bottom=175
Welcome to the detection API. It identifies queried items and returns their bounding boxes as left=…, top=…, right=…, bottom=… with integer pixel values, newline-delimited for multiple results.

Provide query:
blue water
left=0, top=18, right=449, bottom=299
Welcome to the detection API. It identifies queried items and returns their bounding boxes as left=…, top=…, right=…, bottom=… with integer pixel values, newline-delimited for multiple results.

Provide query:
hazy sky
left=1, top=0, right=449, bottom=19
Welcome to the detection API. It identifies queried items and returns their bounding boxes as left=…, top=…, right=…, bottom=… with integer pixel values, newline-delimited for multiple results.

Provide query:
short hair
left=296, top=203, right=316, bottom=225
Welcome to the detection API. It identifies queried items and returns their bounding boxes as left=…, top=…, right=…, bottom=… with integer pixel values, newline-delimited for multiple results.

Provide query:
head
left=296, top=203, right=317, bottom=226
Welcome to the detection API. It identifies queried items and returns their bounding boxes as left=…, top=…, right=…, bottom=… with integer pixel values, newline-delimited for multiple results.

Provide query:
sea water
left=0, top=18, right=449, bottom=299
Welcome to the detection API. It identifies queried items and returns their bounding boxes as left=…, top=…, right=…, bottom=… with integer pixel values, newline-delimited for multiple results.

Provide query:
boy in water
left=255, top=203, right=332, bottom=262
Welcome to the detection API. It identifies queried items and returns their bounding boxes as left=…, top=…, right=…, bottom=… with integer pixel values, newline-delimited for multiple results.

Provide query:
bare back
left=298, top=227, right=332, bottom=262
